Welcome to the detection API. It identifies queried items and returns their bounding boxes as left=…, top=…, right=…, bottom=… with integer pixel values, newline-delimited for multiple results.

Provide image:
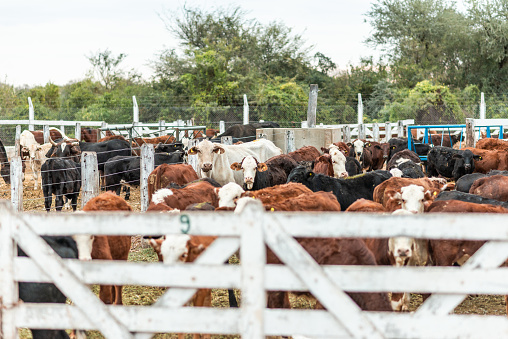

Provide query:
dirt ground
left=1, top=171, right=505, bottom=339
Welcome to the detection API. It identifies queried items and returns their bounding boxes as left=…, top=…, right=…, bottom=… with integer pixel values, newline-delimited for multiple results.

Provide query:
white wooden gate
left=2, top=200, right=508, bottom=338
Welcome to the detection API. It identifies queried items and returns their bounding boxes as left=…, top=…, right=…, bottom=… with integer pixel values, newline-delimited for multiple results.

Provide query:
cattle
left=148, top=180, right=220, bottom=211
left=373, top=177, right=444, bottom=213
left=147, top=164, right=199, bottom=204
left=260, top=191, right=341, bottom=211
left=313, top=148, right=349, bottom=178
left=428, top=199, right=508, bottom=213
left=104, top=152, right=185, bottom=199
left=131, top=135, right=177, bottom=155
left=461, top=147, right=508, bottom=173
left=426, top=146, right=480, bottom=181
left=264, top=154, right=299, bottom=180
left=19, top=236, right=79, bottom=339
left=469, top=175, right=508, bottom=202
left=388, top=138, right=433, bottom=161
left=48, top=137, right=132, bottom=173
left=230, top=155, right=290, bottom=190
left=287, top=166, right=391, bottom=210
left=348, top=139, right=373, bottom=171
left=345, top=199, right=386, bottom=212
left=387, top=150, right=424, bottom=179
left=313, top=153, right=334, bottom=177
left=41, top=158, right=81, bottom=212
left=455, top=173, right=488, bottom=193
left=25, top=142, right=53, bottom=189
left=387, top=149, right=421, bottom=169
left=475, top=138, right=508, bottom=151
left=28, top=127, right=66, bottom=144
left=187, top=138, right=282, bottom=186
left=368, top=141, right=391, bottom=170
left=435, top=190, right=508, bottom=208
left=393, top=160, right=425, bottom=178
left=287, top=145, right=321, bottom=162
left=97, top=134, right=128, bottom=142
left=80, top=127, right=114, bottom=142
left=213, top=122, right=280, bottom=143
left=154, top=142, right=185, bottom=154
left=419, top=133, right=459, bottom=148
left=0, top=137, right=10, bottom=184
left=79, top=193, right=132, bottom=305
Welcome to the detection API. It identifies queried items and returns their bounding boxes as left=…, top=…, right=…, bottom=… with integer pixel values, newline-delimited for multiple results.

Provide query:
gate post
left=221, top=136, right=233, bottom=145
left=385, top=122, right=392, bottom=142
left=0, top=202, right=19, bottom=338
left=10, top=157, right=23, bottom=212
left=187, top=139, right=200, bottom=175
left=239, top=199, right=266, bottom=339
left=81, top=152, right=100, bottom=208
left=43, top=124, right=50, bottom=144
left=14, top=125, right=21, bottom=157
left=466, top=118, right=476, bottom=148
left=373, top=123, right=380, bottom=142
left=75, top=122, right=81, bottom=141
left=343, top=125, right=351, bottom=143
left=140, top=143, right=155, bottom=212
left=285, top=130, right=295, bottom=153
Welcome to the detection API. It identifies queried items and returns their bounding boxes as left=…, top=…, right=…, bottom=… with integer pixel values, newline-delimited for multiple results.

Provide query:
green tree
left=87, top=49, right=127, bottom=90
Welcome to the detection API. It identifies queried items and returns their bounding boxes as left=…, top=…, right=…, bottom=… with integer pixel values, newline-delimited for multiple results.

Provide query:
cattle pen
left=1, top=199, right=508, bottom=338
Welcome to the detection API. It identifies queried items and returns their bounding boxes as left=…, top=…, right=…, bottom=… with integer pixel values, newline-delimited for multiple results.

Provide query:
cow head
left=230, top=156, right=267, bottom=189
left=71, top=234, right=94, bottom=261
left=218, top=182, right=245, bottom=208
left=452, top=150, right=481, bottom=174
left=159, top=234, right=192, bottom=264
left=329, top=148, right=348, bottom=178
left=187, top=139, right=225, bottom=176
left=48, top=136, right=81, bottom=160
left=389, top=209, right=416, bottom=266
left=350, top=139, right=365, bottom=160
left=389, top=185, right=433, bottom=214
left=374, top=142, right=391, bottom=160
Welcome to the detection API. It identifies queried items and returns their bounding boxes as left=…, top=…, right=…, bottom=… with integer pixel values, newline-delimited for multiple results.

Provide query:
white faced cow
left=328, top=147, right=348, bottom=178
left=20, top=130, right=53, bottom=189
left=188, top=139, right=282, bottom=186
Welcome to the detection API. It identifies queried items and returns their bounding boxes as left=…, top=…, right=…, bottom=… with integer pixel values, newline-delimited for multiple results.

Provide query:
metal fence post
left=81, top=152, right=100, bottom=208
left=99, top=122, right=107, bottom=141
left=357, top=93, right=363, bottom=125
left=10, top=157, right=23, bottom=212
left=140, top=143, right=155, bottom=212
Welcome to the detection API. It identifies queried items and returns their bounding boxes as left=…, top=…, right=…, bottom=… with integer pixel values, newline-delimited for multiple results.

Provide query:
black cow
left=230, top=156, right=289, bottom=191
left=388, top=138, right=433, bottom=161
left=104, top=152, right=184, bottom=199
left=41, top=158, right=81, bottom=212
left=0, top=137, right=10, bottom=184
left=387, top=149, right=421, bottom=169
left=391, top=160, right=425, bottom=178
left=19, top=236, right=78, bottom=339
left=47, top=138, right=131, bottom=172
left=287, top=166, right=392, bottom=210
left=154, top=142, right=184, bottom=153
left=345, top=157, right=362, bottom=176
left=455, top=170, right=508, bottom=193
left=212, top=122, right=280, bottom=143
left=427, top=146, right=481, bottom=181
left=435, top=191, right=508, bottom=208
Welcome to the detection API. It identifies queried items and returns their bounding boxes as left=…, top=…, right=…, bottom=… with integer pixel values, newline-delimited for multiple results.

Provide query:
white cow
left=188, top=139, right=282, bottom=186
left=20, top=130, right=54, bottom=189
left=328, top=146, right=348, bottom=178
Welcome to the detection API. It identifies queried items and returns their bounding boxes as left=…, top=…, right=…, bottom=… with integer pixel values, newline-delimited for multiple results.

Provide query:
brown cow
left=475, top=138, right=508, bottom=151
left=132, top=135, right=176, bottom=146
left=373, top=177, right=443, bottom=213
left=148, top=180, right=219, bottom=211
left=428, top=199, right=508, bottom=213
left=287, top=145, right=321, bottom=162
left=147, top=164, right=199, bottom=204
left=469, top=175, right=508, bottom=202
left=262, top=191, right=341, bottom=212
left=242, top=182, right=313, bottom=205
left=345, top=199, right=386, bottom=212
left=97, top=135, right=127, bottom=142
left=80, top=128, right=114, bottom=142
left=81, top=192, right=132, bottom=305
left=30, top=128, right=64, bottom=144
left=313, top=154, right=334, bottom=177
left=463, top=147, right=508, bottom=173
left=368, top=141, right=391, bottom=170
left=321, top=142, right=351, bottom=157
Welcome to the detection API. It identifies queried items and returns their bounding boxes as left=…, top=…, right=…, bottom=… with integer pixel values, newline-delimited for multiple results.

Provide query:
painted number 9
left=180, top=215, right=191, bottom=234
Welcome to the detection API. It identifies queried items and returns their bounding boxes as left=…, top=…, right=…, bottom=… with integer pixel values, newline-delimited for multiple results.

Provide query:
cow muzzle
left=339, top=172, right=348, bottom=178
left=202, top=163, right=213, bottom=172
left=383, top=155, right=388, bottom=159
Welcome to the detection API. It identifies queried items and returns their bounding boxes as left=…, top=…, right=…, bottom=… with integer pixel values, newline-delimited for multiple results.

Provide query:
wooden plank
left=187, top=139, right=200, bottom=175
left=80, top=152, right=99, bottom=208
left=285, top=130, right=295, bottom=153
left=466, top=118, right=475, bottom=147
left=75, top=122, right=81, bottom=141
left=385, top=122, right=392, bottom=142
left=17, top=258, right=508, bottom=295
left=417, top=241, right=508, bottom=316
left=221, top=136, right=233, bottom=145
left=140, top=143, right=155, bottom=212
left=43, top=124, right=50, bottom=143
left=373, top=123, right=380, bottom=142
left=10, top=157, right=23, bottom=212
left=158, top=120, right=165, bottom=137
left=239, top=200, right=266, bottom=339
left=343, top=125, right=351, bottom=143
left=358, top=124, right=365, bottom=140
left=13, top=216, right=134, bottom=338
left=0, top=207, right=19, bottom=339
left=219, top=121, right=225, bottom=134
left=263, top=220, right=384, bottom=339
left=14, top=125, right=20, bottom=157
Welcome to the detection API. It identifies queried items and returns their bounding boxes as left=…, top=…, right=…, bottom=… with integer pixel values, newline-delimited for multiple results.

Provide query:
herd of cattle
left=5, top=124, right=508, bottom=338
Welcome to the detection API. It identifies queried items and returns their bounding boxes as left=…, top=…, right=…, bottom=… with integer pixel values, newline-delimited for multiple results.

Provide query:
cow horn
left=49, top=135, right=58, bottom=146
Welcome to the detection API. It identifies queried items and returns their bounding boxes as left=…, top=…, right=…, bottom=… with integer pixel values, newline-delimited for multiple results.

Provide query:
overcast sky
left=0, top=0, right=381, bottom=87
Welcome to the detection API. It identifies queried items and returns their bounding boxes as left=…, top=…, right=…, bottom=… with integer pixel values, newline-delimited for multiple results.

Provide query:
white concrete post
left=343, top=125, right=351, bottom=143
left=158, top=120, right=165, bottom=137
left=480, top=92, right=486, bottom=120
left=243, top=94, right=249, bottom=125
left=257, top=133, right=267, bottom=139
left=43, top=125, right=50, bottom=144
left=358, top=124, right=366, bottom=140
left=81, top=152, right=100, bottom=209
left=357, top=93, right=363, bottom=124
left=385, top=122, right=392, bottom=142
left=307, top=84, right=318, bottom=128
left=14, top=125, right=21, bottom=157
left=187, top=139, right=200, bottom=175
left=219, top=121, right=226, bottom=134
left=133, top=95, right=139, bottom=124
left=285, top=130, right=296, bottom=153
left=221, top=136, right=233, bottom=145
left=10, top=156, right=23, bottom=212
left=140, top=143, right=155, bottom=212
left=28, top=97, right=34, bottom=131
left=373, top=123, right=380, bottom=142
left=75, top=123, right=81, bottom=141
left=301, top=121, right=308, bottom=128
left=99, top=122, right=107, bottom=141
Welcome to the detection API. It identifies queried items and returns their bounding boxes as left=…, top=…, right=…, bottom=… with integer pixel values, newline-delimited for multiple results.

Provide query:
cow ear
left=374, top=145, right=382, bottom=150
left=474, top=155, right=482, bottom=160
left=230, top=162, right=242, bottom=171
left=307, top=171, right=315, bottom=178
left=213, top=146, right=225, bottom=154
left=391, top=145, right=397, bottom=150
left=424, top=190, right=434, bottom=200
left=321, top=147, right=329, bottom=153
left=346, top=142, right=353, bottom=147
left=188, top=147, right=198, bottom=155
left=257, top=163, right=268, bottom=172
left=365, top=142, right=371, bottom=147
left=452, top=153, right=463, bottom=159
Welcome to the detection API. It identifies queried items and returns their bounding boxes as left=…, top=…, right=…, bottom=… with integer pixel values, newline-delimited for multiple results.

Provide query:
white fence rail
left=1, top=200, right=508, bottom=338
